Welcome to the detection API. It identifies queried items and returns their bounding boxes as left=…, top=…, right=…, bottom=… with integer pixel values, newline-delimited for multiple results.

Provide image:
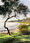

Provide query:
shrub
left=17, top=24, right=30, bottom=35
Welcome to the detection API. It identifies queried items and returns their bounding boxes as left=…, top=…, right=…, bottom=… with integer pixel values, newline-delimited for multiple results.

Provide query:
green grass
left=21, top=25, right=30, bottom=31
left=0, top=33, right=30, bottom=43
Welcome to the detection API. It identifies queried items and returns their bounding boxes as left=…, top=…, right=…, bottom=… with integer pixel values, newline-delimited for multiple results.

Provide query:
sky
left=0, top=0, right=30, bottom=30
left=0, top=0, right=4, bottom=5
left=20, top=0, right=30, bottom=9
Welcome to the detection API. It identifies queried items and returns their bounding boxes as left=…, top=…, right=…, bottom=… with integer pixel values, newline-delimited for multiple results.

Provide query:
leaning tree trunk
left=4, top=13, right=17, bottom=35
left=4, top=17, right=11, bottom=35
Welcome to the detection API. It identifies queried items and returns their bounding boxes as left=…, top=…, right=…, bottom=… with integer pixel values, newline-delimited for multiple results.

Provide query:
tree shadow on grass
left=3, top=38, right=30, bottom=43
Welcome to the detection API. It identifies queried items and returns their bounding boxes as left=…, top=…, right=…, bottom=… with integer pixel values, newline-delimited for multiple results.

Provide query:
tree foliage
left=0, top=0, right=29, bottom=16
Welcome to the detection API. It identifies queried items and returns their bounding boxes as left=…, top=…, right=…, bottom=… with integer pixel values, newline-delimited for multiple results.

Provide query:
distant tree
left=0, top=0, right=29, bottom=35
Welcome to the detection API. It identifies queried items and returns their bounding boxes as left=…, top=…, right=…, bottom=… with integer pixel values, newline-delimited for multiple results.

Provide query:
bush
left=17, top=24, right=30, bottom=35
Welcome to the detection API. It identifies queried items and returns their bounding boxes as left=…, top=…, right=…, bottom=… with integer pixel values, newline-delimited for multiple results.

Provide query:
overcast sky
left=20, top=0, right=30, bottom=17
left=20, top=0, right=30, bottom=8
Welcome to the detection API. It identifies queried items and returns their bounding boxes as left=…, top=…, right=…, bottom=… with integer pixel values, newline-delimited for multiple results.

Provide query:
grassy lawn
left=0, top=33, right=30, bottom=43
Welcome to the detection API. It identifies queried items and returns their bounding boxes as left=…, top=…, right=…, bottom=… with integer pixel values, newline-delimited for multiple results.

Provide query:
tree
left=0, top=0, right=29, bottom=35
left=17, top=3, right=28, bottom=16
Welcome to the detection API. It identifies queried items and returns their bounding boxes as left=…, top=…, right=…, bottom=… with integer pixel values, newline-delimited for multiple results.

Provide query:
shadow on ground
left=3, top=38, right=30, bottom=43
